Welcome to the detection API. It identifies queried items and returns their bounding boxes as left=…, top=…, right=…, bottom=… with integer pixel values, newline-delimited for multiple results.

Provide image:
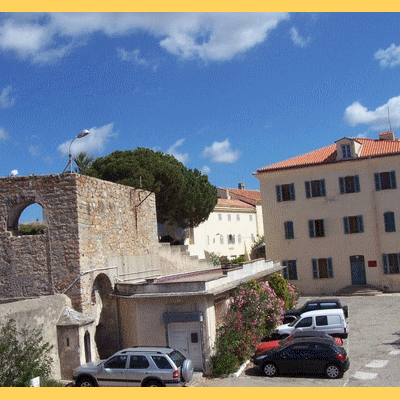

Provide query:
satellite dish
left=9, top=169, right=18, bottom=177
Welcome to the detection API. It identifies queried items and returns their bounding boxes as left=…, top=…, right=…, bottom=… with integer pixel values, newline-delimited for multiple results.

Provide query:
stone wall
left=0, top=174, right=158, bottom=312
left=0, top=174, right=81, bottom=305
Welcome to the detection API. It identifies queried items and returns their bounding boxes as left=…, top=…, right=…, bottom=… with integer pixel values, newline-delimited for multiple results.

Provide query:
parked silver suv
left=72, top=346, right=194, bottom=387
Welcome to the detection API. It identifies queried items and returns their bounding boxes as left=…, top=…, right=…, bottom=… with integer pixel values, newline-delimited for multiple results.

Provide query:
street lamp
left=62, top=129, right=90, bottom=174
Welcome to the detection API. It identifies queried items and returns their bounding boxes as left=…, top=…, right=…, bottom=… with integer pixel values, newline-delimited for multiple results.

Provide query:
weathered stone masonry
left=0, top=174, right=158, bottom=314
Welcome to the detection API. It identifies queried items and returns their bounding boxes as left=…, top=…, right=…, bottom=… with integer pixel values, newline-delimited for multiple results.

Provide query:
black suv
left=283, top=298, right=348, bottom=324
left=72, top=347, right=194, bottom=387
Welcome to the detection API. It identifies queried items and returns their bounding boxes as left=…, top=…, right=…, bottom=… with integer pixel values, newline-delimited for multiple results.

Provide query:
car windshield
left=279, top=334, right=294, bottom=346
left=168, top=350, right=185, bottom=368
left=288, top=317, right=299, bottom=327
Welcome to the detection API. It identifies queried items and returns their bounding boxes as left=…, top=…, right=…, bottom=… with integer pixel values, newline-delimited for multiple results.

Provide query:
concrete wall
left=258, top=153, right=400, bottom=294
left=0, top=294, right=71, bottom=380
left=118, top=294, right=215, bottom=374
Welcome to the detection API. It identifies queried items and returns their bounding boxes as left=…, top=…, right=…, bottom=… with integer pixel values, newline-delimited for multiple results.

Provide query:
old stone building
left=0, top=173, right=280, bottom=380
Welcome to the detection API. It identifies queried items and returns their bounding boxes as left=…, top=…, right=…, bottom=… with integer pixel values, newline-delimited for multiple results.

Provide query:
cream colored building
left=185, top=187, right=264, bottom=260
left=255, top=131, right=400, bottom=295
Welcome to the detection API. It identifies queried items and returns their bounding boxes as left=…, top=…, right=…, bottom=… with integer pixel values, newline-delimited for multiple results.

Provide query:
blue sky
left=1, top=12, right=400, bottom=203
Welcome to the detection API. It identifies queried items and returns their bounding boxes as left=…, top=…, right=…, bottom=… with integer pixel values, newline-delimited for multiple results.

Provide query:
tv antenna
left=388, top=107, right=392, bottom=131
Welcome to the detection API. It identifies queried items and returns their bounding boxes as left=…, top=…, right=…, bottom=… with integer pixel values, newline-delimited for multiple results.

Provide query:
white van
left=275, top=308, right=348, bottom=339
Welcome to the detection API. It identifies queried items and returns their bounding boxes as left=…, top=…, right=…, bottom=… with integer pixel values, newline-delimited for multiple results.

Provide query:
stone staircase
left=334, top=284, right=384, bottom=296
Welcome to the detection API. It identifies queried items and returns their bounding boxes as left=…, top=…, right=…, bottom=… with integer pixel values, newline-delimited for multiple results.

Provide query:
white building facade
left=255, top=132, right=400, bottom=295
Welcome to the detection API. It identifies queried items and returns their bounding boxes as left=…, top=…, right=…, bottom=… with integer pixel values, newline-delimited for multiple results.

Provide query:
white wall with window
left=184, top=199, right=261, bottom=261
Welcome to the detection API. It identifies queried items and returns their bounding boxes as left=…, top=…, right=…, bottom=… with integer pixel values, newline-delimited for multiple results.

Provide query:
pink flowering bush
left=211, top=279, right=285, bottom=377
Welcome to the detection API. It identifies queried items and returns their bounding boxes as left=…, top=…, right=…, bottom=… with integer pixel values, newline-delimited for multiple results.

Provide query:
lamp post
left=62, top=129, right=90, bottom=174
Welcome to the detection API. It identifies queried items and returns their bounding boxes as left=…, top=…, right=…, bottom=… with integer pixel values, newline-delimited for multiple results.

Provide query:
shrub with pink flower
left=211, top=279, right=285, bottom=377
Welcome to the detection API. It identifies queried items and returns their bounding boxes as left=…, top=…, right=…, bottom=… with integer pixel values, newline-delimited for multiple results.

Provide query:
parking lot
left=194, top=293, right=400, bottom=387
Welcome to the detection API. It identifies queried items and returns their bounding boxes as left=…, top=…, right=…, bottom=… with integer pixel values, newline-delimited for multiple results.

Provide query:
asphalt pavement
left=193, top=293, right=400, bottom=387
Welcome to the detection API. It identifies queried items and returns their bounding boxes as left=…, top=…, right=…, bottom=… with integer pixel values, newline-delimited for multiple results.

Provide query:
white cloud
left=117, top=47, right=148, bottom=65
left=57, top=122, right=118, bottom=156
left=29, top=144, right=41, bottom=156
left=374, top=44, right=400, bottom=68
left=201, top=165, right=211, bottom=175
left=290, top=27, right=310, bottom=48
left=167, top=138, right=189, bottom=164
left=0, top=86, right=15, bottom=108
left=202, top=139, right=240, bottom=163
left=344, top=95, right=400, bottom=130
left=0, top=12, right=289, bottom=64
left=0, top=127, right=9, bottom=140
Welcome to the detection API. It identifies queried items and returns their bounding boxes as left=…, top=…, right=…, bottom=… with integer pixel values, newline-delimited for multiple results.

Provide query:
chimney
left=379, top=131, right=394, bottom=141
left=238, top=182, right=245, bottom=190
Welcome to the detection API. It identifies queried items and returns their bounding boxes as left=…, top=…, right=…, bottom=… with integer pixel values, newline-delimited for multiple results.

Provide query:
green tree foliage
left=87, top=148, right=218, bottom=228
left=268, top=273, right=300, bottom=311
left=18, top=222, right=46, bottom=235
left=0, top=319, right=53, bottom=387
left=250, top=236, right=265, bottom=259
left=211, top=280, right=285, bottom=377
left=73, top=152, right=94, bottom=174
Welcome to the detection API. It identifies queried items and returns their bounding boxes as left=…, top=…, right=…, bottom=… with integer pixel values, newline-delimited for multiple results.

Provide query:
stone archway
left=91, top=273, right=120, bottom=359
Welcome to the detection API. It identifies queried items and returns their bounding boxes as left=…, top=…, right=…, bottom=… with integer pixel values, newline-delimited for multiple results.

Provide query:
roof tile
left=256, top=137, right=400, bottom=174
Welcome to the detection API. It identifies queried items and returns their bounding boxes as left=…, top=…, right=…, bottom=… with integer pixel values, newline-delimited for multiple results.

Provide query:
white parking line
left=365, top=360, right=388, bottom=368
left=354, top=371, right=378, bottom=380
left=389, top=349, right=400, bottom=356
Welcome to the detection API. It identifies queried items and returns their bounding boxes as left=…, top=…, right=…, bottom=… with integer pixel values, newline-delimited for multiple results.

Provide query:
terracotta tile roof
left=226, top=188, right=261, bottom=202
left=256, top=137, right=400, bottom=174
left=216, top=198, right=254, bottom=209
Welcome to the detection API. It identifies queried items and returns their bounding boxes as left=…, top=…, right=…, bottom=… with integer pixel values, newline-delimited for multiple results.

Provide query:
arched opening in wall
left=8, top=201, right=47, bottom=236
left=84, top=330, right=92, bottom=363
left=92, top=273, right=120, bottom=359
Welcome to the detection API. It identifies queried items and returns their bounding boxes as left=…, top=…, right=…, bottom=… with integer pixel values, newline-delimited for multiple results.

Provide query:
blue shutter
left=384, top=212, right=396, bottom=232
left=282, top=260, right=288, bottom=279
left=390, top=171, right=397, bottom=189
left=384, top=212, right=390, bottom=232
left=374, top=173, right=381, bottom=191
left=286, top=221, right=294, bottom=239
left=312, top=259, right=318, bottom=279
left=276, top=185, right=282, bottom=202
left=357, top=215, right=364, bottom=233
left=339, top=177, right=345, bottom=194
left=305, top=181, right=311, bottom=198
left=382, top=254, right=389, bottom=275
left=309, top=220, right=315, bottom=237
left=327, top=258, right=334, bottom=278
left=391, top=212, right=396, bottom=232
left=284, top=222, right=289, bottom=239
left=354, top=175, right=360, bottom=192
left=292, top=260, right=298, bottom=280
left=343, top=217, right=349, bottom=234
left=320, top=179, right=326, bottom=197
left=290, top=183, right=296, bottom=201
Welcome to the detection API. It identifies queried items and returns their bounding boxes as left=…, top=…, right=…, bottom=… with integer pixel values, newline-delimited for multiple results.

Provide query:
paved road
left=194, top=294, right=400, bottom=387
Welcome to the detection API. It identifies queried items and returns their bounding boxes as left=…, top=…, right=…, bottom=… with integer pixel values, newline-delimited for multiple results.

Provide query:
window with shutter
left=384, top=212, right=396, bottom=232
left=284, top=221, right=294, bottom=239
left=375, top=171, right=397, bottom=191
left=276, top=183, right=296, bottom=202
left=312, top=258, right=334, bottom=279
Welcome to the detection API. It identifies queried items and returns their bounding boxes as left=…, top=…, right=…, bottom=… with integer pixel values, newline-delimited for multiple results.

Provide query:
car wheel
left=325, top=364, right=342, bottom=379
left=76, top=377, right=96, bottom=387
left=143, top=379, right=163, bottom=387
left=262, top=362, right=278, bottom=377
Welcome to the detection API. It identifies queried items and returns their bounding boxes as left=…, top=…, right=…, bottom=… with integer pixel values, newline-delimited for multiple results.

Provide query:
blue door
left=350, top=255, right=366, bottom=285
